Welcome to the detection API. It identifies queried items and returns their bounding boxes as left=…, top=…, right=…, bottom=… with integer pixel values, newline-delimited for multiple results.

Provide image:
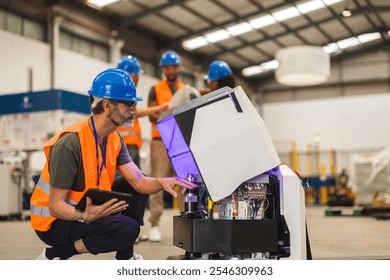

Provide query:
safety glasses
left=112, top=100, right=137, bottom=109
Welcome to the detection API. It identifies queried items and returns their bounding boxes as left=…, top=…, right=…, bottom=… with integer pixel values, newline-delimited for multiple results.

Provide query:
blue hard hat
left=205, top=60, right=233, bottom=81
left=88, top=68, right=143, bottom=102
left=117, top=55, right=144, bottom=74
left=159, top=51, right=181, bottom=66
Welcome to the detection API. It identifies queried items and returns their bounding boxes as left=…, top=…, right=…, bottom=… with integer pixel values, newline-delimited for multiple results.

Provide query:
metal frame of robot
left=168, top=165, right=308, bottom=260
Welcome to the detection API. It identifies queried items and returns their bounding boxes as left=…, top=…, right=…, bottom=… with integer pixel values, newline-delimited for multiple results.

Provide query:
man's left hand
left=158, top=176, right=197, bottom=197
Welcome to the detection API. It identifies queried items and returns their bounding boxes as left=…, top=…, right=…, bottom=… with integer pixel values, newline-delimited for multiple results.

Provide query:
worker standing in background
left=204, top=60, right=236, bottom=93
left=116, top=55, right=169, bottom=243
left=116, top=56, right=144, bottom=169
left=147, top=51, right=186, bottom=242
left=30, top=68, right=196, bottom=260
left=116, top=55, right=168, bottom=169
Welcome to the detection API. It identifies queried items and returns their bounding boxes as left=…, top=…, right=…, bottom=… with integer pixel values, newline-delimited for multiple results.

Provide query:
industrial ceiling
left=3, top=0, right=390, bottom=87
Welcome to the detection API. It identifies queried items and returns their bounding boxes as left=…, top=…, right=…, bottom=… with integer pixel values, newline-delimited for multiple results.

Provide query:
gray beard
left=122, top=119, right=134, bottom=128
left=108, top=108, right=134, bottom=127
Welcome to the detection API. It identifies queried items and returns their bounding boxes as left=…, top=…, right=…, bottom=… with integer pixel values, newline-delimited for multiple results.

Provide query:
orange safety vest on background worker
left=117, top=119, right=142, bottom=148
left=151, top=80, right=185, bottom=139
left=30, top=118, right=122, bottom=232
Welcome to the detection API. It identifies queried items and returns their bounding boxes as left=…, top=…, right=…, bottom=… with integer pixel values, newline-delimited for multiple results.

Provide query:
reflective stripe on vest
left=30, top=177, right=51, bottom=217
left=117, top=119, right=142, bottom=148
left=119, top=131, right=137, bottom=137
left=30, top=117, right=122, bottom=232
left=151, top=80, right=185, bottom=139
left=30, top=176, right=78, bottom=217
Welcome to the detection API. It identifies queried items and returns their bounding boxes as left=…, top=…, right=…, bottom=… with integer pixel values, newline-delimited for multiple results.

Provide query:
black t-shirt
left=48, top=132, right=131, bottom=192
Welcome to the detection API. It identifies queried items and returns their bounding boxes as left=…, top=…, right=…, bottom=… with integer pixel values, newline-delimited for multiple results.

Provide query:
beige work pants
left=148, top=139, right=183, bottom=226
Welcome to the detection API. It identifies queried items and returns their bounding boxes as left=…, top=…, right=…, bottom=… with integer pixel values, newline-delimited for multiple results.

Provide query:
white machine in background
left=0, top=90, right=90, bottom=219
left=0, top=163, right=22, bottom=218
left=157, top=86, right=308, bottom=260
left=0, top=149, right=48, bottom=219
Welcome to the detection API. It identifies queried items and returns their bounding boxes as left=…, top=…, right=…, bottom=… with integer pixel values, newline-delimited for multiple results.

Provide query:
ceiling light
left=242, top=60, right=279, bottom=77
left=322, top=32, right=381, bottom=54
left=337, top=37, right=359, bottom=49
left=249, top=15, right=276, bottom=29
left=322, top=43, right=339, bottom=53
left=227, top=22, right=253, bottom=36
left=182, top=36, right=208, bottom=50
left=275, top=46, right=330, bottom=86
left=357, top=32, right=381, bottom=43
left=297, top=1, right=325, bottom=14
left=244, top=29, right=380, bottom=78
left=262, top=60, right=279, bottom=71
left=242, top=66, right=263, bottom=77
left=205, top=30, right=230, bottom=43
left=272, top=7, right=300, bottom=22
left=323, top=0, right=344, bottom=5
left=182, top=0, right=345, bottom=50
left=342, top=8, right=352, bottom=17
left=87, top=0, right=120, bottom=8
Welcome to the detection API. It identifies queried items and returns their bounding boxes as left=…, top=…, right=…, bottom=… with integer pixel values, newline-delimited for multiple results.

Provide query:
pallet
left=372, top=213, right=390, bottom=220
left=326, top=206, right=390, bottom=218
left=361, top=207, right=390, bottom=216
left=324, top=208, right=362, bottom=217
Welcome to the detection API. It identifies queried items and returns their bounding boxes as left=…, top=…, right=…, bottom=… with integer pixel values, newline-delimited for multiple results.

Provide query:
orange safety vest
left=151, top=80, right=185, bottom=139
left=30, top=117, right=122, bottom=232
left=117, top=119, right=142, bottom=148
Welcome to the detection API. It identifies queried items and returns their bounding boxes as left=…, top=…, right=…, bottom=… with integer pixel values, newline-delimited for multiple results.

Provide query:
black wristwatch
left=77, top=211, right=88, bottom=224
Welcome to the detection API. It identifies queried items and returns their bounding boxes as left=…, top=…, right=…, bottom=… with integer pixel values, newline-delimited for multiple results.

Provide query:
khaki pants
left=148, top=139, right=183, bottom=226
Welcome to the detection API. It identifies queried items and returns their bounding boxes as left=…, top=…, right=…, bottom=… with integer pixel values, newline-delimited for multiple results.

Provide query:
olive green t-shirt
left=48, top=132, right=131, bottom=192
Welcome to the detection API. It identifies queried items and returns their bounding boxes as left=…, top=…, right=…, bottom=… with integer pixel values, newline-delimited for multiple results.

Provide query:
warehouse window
left=0, top=9, right=46, bottom=42
left=180, top=72, right=195, bottom=86
left=6, top=12, right=22, bottom=35
left=0, top=10, right=5, bottom=29
left=24, top=18, right=45, bottom=42
left=60, top=31, right=72, bottom=49
left=93, top=44, right=108, bottom=61
left=76, top=37, right=92, bottom=57
left=60, top=29, right=109, bottom=62
left=137, top=58, right=155, bottom=76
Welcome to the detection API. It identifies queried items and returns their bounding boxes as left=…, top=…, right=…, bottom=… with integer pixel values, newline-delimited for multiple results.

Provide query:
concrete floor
left=0, top=206, right=389, bottom=260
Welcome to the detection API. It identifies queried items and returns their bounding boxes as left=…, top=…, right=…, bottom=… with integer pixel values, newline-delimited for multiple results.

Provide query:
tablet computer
left=75, top=188, right=133, bottom=211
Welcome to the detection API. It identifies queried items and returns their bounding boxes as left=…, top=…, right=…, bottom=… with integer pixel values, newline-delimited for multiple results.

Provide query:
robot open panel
left=157, top=86, right=307, bottom=260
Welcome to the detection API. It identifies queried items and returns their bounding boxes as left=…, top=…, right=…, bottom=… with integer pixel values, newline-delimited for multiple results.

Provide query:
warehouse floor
left=0, top=206, right=389, bottom=260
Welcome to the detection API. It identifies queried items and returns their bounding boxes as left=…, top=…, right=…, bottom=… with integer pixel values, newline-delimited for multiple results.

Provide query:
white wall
left=262, top=93, right=390, bottom=152
left=0, top=30, right=158, bottom=97
left=55, top=48, right=111, bottom=94
left=0, top=30, right=51, bottom=94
